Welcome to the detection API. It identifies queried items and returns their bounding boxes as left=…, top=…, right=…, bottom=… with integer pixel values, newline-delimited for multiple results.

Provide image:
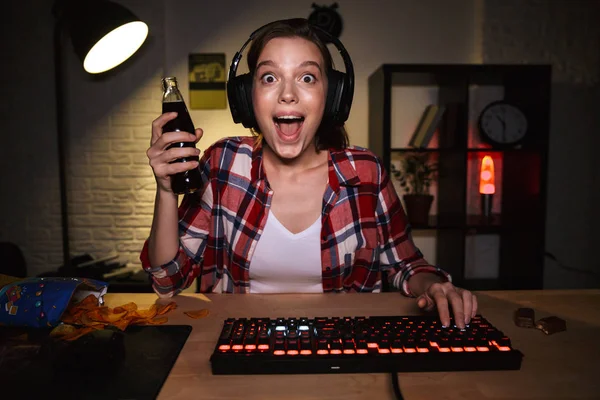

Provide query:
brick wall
left=67, top=82, right=161, bottom=268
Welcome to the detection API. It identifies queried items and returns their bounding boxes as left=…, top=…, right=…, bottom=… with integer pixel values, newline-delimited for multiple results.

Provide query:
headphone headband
left=227, top=19, right=354, bottom=129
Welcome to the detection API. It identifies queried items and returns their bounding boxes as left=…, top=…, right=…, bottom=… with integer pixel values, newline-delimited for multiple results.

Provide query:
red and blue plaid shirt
left=140, top=136, right=450, bottom=297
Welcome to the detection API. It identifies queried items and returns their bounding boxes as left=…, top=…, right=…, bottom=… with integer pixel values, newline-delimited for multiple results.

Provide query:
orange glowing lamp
left=479, top=156, right=495, bottom=195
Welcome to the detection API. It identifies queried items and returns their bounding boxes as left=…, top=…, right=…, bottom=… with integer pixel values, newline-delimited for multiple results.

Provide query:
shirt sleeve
left=374, top=159, right=451, bottom=297
left=139, top=146, right=214, bottom=298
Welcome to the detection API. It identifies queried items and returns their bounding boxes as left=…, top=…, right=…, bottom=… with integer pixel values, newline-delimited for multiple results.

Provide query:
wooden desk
left=104, top=290, right=600, bottom=400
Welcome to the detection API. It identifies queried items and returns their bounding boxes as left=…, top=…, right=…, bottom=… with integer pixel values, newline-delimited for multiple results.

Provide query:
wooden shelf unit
left=368, top=64, right=551, bottom=290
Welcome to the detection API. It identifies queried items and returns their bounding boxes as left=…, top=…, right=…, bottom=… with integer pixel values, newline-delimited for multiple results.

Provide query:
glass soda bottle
left=161, top=77, right=202, bottom=195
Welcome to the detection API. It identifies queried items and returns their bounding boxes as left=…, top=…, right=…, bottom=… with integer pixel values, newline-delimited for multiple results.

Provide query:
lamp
left=479, top=155, right=495, bottom=218
left=53, top=0, right=149, bottom=269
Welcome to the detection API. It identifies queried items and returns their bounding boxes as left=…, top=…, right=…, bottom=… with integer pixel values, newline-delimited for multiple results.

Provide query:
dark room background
left=1, top=0, right=598, bottom=289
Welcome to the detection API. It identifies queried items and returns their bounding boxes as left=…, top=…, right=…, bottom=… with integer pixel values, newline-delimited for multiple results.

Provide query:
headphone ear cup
left=325, top=69, right=349, bottom=126
left=227, top=73, right=256, bottom=128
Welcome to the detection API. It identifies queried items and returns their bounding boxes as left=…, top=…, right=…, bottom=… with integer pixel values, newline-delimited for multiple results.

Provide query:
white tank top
left=249, top=212, right=323, bottom=293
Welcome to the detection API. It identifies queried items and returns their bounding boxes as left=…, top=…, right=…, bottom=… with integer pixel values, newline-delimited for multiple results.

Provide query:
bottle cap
left=162, top=76, right=178, bottom=91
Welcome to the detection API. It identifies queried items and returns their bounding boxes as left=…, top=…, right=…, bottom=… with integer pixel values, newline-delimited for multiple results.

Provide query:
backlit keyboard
left=210, top=315, right=523, bottom=374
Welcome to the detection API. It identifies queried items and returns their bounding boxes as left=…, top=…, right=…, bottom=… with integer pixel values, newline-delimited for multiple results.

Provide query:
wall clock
left=478, top=101, right=528, bottom=146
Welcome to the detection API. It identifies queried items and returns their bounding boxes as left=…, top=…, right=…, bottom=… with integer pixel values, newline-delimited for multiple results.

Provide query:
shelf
left=409, top=214, right=502, bottom=232
left=390, top=148, right=441, bottom=153
left=369, top=63, right=550, bottom=290
left=390, top=148, right=536, bottom=153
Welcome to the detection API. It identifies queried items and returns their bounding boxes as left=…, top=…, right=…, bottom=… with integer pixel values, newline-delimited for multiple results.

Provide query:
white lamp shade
left=83, top=21, right=148, bottom=74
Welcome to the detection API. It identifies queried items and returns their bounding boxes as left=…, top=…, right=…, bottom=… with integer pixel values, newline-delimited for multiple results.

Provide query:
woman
left=141, top=18, right=477, bottom=329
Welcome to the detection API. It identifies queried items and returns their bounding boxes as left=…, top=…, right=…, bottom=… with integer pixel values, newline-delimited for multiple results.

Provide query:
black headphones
left=227, top=20, right=355, bottom=129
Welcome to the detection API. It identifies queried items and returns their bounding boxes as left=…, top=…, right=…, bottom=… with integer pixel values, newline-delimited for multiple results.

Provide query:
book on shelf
left=409, top=104, right=446, bottom=148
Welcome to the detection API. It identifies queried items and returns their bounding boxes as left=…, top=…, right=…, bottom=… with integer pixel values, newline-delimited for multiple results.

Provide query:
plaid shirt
left=140, top=136, right=450, bottom=297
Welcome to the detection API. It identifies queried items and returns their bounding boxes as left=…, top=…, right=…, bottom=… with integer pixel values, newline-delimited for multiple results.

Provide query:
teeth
left=276, top=116, right=303, bottom=120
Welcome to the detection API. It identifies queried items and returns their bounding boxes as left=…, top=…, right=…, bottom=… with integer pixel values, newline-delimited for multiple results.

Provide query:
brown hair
left=246, top=18, right=349, bottom=150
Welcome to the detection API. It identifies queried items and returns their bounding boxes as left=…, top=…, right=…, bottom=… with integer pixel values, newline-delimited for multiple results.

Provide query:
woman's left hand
left=416, top=281, right=477, bottom=329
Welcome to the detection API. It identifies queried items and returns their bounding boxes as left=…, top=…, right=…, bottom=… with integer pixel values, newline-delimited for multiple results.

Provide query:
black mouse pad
left=0, top=324, right=192, bottom=399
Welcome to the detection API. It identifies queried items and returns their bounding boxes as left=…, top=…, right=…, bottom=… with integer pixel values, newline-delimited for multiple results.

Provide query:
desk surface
left=104, top=290, right=600, bottom=400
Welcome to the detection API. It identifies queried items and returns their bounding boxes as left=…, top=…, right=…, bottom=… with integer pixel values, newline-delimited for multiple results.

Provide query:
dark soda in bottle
left=161, top=77, right=202, bottom=195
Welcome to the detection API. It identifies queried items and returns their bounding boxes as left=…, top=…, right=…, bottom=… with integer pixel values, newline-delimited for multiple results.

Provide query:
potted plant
left=390, top=152, right=438, bottom=226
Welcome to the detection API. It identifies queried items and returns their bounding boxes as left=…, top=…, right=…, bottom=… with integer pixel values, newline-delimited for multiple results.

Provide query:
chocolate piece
left=514, top=307, right=535, bottom=328
left=535, top=316, right=567, bottom=335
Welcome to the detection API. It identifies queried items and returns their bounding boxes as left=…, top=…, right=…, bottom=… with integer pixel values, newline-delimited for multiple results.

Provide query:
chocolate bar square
left=535, top=316, right=567, bottom=335
left=514, top=307, right=535, bottom=328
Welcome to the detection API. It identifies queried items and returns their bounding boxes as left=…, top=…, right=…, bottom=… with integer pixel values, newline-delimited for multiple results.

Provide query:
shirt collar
left=250, top=139, right=361, bottom=189
left=250, top=138, right=266, bottom=184
left=328, top=148, right=361, bottom=191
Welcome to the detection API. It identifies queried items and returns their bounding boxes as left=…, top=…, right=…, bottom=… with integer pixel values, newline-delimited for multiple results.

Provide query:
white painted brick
left=111, top=141, right=147, bottom=153
left=112, top=165, right=151, bottom=178
left=133, top=178, right=157, bottom=191
left=127, top=257, right=143, bottom=267
left=71, top=191, right=94, bottom=203
left=131, top=99, right=160, bottom=113
left=135, top=228, right=151, bottom=240
left=133, top=154, right=151, bottom=165
left=133, top=190, right=155, bottom=204
left=72, top=241, right=117, bottom=256
left=135, top=205, right=155, bottom=215
left=70, top=165, right=110, bottom=177
left=112, top=192, right=136, bottom=203
left=93, top=204, right=134, bottom=215
left=93, top=192, right=111, bottom=203
left=72, top=216, right=114, bottom=227
left=115, top=216, right=152, bottom=227
left=111, top=113, right=155, bottom=127
left=134, top=127, right=152, bottom=140
left=71, top=228, right=93, bottom=241
left=72, top=138, right=112, bottom=153
left=105, top=127, right=133, bottom=139
left=132, top=87, right=153, bottom=100
left=93, top=229, right=135, bottom=240
left=92, top=178, right=139, bottom=191
left=91, top=153, right=132, bottom=165
left=116, top=242, right=145, bottom=252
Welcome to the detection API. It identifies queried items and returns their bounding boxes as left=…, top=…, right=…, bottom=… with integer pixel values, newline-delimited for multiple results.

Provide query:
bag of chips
left=0, top=275, right=108, bottom=328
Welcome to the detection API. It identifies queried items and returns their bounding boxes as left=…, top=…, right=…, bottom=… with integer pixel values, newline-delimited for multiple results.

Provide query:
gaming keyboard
left=210, top=315, right=523, bottom=374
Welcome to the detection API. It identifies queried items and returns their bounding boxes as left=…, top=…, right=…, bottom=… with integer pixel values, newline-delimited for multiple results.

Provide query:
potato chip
left=143, top=316, right=169, bottom=325
left=54, top=297, right=179, bottom=340
left=132, top=304, right=158, bottom=320
left=113, top=302, right=138, bottom=313
left=50, top=324, right=77, bottom=338
left=156, top=302, right=177, bottom=315
left=184, top=309, right=210, bottom=319
left=98, top=309, right=128, bottom=323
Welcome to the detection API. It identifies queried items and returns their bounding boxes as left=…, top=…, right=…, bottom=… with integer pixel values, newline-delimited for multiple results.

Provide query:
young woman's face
left=252, top=36, right=327, bottom=161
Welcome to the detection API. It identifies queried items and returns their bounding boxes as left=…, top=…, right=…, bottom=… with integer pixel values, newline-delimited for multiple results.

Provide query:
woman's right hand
left=147, top=112, right=203, bottom=193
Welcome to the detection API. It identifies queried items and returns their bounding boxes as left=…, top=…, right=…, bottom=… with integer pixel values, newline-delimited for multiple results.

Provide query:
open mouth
left=273, top=115, right=305, bottom=137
